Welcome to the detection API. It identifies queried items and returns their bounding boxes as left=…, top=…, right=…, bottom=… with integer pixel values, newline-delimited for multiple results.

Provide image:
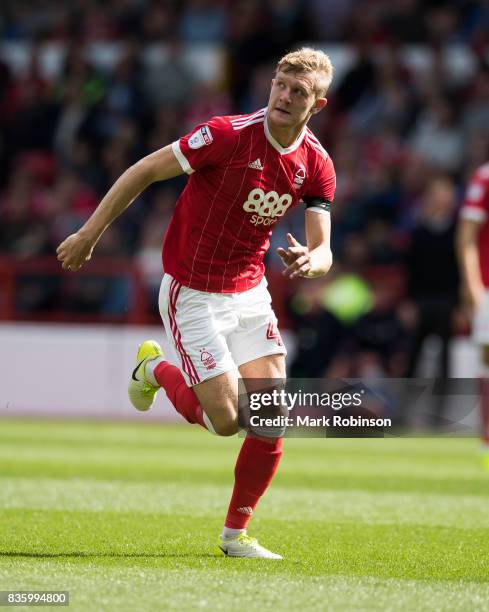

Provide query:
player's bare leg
left=191, top=372, right=239, bottom=436
left=154, top=362, right=239, bottom=435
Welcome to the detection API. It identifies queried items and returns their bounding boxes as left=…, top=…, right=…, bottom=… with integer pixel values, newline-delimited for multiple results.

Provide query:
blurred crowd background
left=1, top=0, right=488, bottom=380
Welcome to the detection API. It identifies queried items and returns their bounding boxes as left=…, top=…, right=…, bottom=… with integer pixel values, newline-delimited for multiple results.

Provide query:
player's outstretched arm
left=456, top=217, right=484, bottom=309
left=56, top=145, right=183, bottom=271
left=276, top=210, right=332, bottom=279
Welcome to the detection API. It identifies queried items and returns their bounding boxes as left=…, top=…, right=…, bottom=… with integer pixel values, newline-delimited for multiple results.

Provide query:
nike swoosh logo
left=132, top=358, right=146, bottom=381
left=218, top=546, right=228, bottom=556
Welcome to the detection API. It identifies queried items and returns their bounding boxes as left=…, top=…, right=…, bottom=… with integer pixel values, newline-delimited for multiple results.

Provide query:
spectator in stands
left=403, top=176, right=459, bottom=421
left=179, top=0, right=226, bottom=44
left=408, top=95, right=464, bottom=174
left=462, top=63, right=489, bottom=144
left=142, top=38, right=196, bottom=111
left=289, top=234, right=374, bottom=378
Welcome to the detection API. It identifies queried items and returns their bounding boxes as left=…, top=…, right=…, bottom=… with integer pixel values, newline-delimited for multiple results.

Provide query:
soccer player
left=56, top=48, right=336, bottom=558
left=457, top=161, right=489, bottom=464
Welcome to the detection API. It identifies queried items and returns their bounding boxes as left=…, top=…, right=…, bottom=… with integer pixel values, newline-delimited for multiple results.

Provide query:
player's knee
left=214, top=422, right=239, bottom=436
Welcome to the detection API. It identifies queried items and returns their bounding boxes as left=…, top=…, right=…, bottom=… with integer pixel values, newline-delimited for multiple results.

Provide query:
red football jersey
left=162, top=108, right=336, bottom=293
left=460, top=161, right=489, bottom=287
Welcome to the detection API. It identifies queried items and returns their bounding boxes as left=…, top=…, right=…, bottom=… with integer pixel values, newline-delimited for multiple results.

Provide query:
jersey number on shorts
left=243, top=188, right=293, bottom=226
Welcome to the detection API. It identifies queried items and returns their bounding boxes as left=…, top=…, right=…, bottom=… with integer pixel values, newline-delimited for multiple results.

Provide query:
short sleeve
left=172, top=116, right=233, bottom=175
left=303, top=154, right=336, bottom=212
left=460, top=170, right=489, bottom=223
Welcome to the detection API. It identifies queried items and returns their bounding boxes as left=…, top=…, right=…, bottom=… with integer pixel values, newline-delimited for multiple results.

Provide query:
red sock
left=225, top=436, right=283, bottom=529
left=481, top=378, right=489, bottom=445
left=154, top=361, right=206, bottom=429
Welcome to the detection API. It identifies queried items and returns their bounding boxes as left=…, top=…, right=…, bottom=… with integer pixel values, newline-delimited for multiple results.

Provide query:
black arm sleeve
left=303, top=196, right=332, bottom=213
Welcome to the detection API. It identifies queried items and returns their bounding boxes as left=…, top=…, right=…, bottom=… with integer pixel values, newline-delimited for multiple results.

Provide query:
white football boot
left=218, top=533, right=282, bottom=559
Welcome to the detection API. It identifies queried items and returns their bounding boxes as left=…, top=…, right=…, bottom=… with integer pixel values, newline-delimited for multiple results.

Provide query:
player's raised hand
left=276, top=233, right=312, bottom=279
left=56, top=232, right=95, bottom=271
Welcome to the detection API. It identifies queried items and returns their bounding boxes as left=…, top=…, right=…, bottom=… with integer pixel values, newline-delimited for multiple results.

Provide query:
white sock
left=221, top=527, right=246, bottom=540
left=144, top=357, right=163, bottom=386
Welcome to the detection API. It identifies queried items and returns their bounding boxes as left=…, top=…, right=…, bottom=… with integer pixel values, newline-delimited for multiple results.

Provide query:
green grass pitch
left=0, top=419, right=488, bottom=611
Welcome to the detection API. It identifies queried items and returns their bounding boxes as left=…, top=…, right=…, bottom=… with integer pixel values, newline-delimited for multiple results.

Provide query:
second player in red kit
left=458, top=161, right=489, bottom=462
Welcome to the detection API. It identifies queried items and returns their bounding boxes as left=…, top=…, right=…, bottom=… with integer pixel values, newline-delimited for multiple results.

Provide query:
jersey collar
left=264, top=111, right=307, bottom=155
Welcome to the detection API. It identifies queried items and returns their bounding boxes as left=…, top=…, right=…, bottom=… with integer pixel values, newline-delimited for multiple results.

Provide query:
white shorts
left=159, top=274, right=287, bottom=386
left=473, top=290, right=489, bottom=345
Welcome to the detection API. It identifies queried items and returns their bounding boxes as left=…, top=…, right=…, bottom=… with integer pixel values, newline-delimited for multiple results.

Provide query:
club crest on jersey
left=293, top=165, right=306, bottom=189
left=200, top=348, right=216, bottom=370
left=188, top=125, right=213, bottom=149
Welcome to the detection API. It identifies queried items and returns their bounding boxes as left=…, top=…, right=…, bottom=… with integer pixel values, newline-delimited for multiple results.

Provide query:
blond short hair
left=276, top=47, right=334, bottom=97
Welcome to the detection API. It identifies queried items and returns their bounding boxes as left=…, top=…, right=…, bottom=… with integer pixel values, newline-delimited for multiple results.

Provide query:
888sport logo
left=243, top=188, right=293, bottom=226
